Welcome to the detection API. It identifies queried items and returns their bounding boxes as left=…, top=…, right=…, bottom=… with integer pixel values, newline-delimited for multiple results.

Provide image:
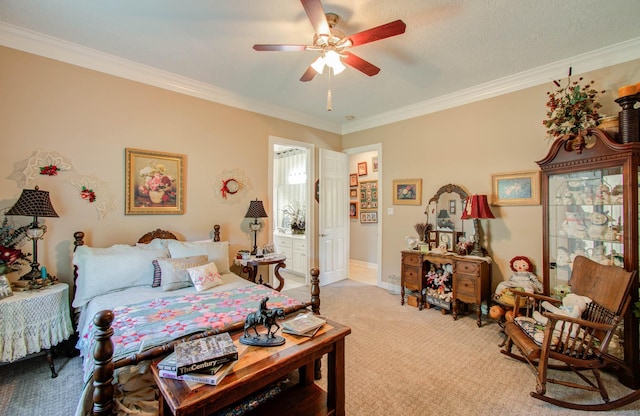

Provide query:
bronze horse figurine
left=243, top=307, right=286, bottom=339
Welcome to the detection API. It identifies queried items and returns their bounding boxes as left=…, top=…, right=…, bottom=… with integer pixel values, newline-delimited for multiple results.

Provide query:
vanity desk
left=400, top=250, right=492, bottom=326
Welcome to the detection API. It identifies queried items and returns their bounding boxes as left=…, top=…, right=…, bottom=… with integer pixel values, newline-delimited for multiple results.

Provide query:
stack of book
left=281, top=313, right=326, bottom=337
left=157, top=332, right=239, bottom=385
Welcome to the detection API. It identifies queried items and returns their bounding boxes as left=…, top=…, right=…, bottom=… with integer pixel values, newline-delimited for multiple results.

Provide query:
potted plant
left=282, top=200, right=305, bottom=235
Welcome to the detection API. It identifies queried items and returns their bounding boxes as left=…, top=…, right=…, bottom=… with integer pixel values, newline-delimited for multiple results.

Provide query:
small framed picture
left=449, top=199, right=456, bottom=214
left=349, top=173, right=358, bottom=187
left=263, top=243, right=275, bottom=254
left=372, top=156, right=379, bottom=172
left=358, top=161, right=368, bottom=176
left=350, top=202, right=358, bottom=219
left=350, top=188, right=358, bottom=199
left=360, top=211, right=378, bottom=223
left=438, top=231, right=454, bottom=251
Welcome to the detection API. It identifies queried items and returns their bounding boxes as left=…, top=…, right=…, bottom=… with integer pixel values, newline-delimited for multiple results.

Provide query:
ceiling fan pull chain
left=326, top=69, right=332, bottom=111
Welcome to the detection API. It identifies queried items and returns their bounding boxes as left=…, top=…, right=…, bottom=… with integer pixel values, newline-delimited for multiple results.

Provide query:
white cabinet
left=274, top=234, right=307, bottom=276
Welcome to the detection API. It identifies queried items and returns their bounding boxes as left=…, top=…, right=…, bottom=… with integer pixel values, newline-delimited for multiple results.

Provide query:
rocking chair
left=501, top=255, right=640, bottom=410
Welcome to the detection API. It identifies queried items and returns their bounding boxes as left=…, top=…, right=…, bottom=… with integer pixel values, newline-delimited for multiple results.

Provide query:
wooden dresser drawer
left=402, top=265, right=421, bottom=288
left=457, top=261, right=479, bottom=276
left=456, top=275, right=477, bottom=299
left=402, top=252, right=422, bottom=267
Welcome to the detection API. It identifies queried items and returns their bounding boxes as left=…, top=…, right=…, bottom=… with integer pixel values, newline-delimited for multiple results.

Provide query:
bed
left=72, top=225, right=320, bottom=416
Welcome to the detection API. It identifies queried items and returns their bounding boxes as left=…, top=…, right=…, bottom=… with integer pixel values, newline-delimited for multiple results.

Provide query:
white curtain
left=274, top=149, right=307, bottom=231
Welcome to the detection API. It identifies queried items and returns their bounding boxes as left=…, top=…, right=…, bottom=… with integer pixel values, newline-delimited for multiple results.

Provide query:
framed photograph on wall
left=372, top=156, right=379, bottom=172
left=360, top=211, right=378, bottom=223
left=126, top=148, right=185, bottom=215
left=350, top=202, right=358, bottom=219
left=350, top=188, right=358, bottom=199
left=392, top=178, right=422, bottom=205
left=358, top=161, right=368, bottom=176
left=491, top=170, right=540, bottom=206
left=350, top=173, right=358, bottom=187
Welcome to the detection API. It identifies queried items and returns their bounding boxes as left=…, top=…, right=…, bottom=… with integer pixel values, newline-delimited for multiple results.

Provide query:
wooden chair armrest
left=543, top=312, right=615, bottom=332
left=508, top=289, right=560, bottom=304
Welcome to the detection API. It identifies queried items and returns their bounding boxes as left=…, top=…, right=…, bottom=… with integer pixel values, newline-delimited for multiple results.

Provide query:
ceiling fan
left=253, top=0, right=406, bottom=82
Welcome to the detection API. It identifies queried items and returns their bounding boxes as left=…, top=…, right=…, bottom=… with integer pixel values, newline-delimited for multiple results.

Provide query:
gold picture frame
left=392, top=178, right=422, bottom=205
left=491, top=170, right=540, bottom=206
left=125, top=148, right=186, bottom=215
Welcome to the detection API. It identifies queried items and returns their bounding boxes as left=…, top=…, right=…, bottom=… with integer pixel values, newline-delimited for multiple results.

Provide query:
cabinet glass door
left=548, top=167, right=624, bottom=298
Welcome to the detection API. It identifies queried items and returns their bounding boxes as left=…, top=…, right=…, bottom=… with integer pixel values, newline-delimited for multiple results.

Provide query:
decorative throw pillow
left=155, top=255, right=208, bottom=291
left=167, top=240, right=230, bottom=273
left=187, top=261, right=223, bottom=292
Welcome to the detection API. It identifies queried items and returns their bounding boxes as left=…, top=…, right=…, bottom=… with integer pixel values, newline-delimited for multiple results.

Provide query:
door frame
left=268, top=136, right=315, bottom=285
left=344, top=143, right=383, bottom=288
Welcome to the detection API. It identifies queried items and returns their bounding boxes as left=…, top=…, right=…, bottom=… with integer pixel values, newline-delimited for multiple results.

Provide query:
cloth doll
left=532, top=293, right=592, bottom=337
left=493, top=256, right=543, bottom=306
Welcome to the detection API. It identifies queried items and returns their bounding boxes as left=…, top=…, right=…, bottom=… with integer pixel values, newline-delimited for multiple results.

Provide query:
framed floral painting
left=125, top=148, right=186, bottom=215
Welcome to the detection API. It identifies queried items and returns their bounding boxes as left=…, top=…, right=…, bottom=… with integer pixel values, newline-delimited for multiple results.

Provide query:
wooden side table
left=0, top=282, right=74, bottom=377
left=236, top=255, right=287, bottom=291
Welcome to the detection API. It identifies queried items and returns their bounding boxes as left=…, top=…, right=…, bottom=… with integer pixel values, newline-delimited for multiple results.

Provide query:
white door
left=319, top=149, right=349, bottom=286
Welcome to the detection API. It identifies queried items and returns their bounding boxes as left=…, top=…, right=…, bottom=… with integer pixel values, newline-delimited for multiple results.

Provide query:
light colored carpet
left=1, top=279, right=639, bottom=415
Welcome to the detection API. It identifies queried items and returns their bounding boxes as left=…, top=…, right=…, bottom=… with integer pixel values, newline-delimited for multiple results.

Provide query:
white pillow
left=167, top=240, right=230, bottom=273
left=72, top=245, right=169, bottom=308
left=155, top=255, right=208, bottom=291
left=187, top=261, right=223, bottom=292
left=136, top=238, right=171, bottom=250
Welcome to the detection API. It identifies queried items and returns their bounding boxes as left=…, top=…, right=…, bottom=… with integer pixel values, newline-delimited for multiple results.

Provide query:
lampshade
left=6, top=186, right=59, bottom=218
left=244, top=199, right=268, bottom=219
left=437, top=209, right=450, bottom=219
left=461, top=195, right=495, bottom=220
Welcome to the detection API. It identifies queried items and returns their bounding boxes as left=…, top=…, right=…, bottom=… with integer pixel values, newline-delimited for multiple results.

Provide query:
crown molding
left=0, top=22, right=342, bottom=134
left=341, top=37, right=640, bottom=134
left=2, top=22, right=638, bottom=136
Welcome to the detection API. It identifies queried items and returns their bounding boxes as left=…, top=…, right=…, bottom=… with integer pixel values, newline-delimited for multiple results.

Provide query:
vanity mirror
left=425, top=184, right=469, bottom=251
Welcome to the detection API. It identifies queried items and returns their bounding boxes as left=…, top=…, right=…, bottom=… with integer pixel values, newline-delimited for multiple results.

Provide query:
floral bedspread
left=77, top=285, right=304, bottom=382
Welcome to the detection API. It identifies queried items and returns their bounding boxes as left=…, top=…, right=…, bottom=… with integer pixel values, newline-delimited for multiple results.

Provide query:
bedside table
left=235, top=255, right=287, bottom=291
left=0, top=282, right=74, bottom=378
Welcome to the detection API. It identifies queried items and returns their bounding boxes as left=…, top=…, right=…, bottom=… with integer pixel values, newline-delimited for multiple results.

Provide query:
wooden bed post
left=310, top=267, right=320, bottom=314
left=92, top=310, right=115, bottom=416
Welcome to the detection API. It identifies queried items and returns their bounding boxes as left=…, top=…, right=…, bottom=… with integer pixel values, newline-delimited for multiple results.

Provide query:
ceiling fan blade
left=343, top=52, right=380, bottom=77
left=253, top=44, right=308, bottom=52
left=300, top=66, right=317, bottom=82
left=301, top=0, right=330, bottom=35
left=340, top=20, right=406, bottom=47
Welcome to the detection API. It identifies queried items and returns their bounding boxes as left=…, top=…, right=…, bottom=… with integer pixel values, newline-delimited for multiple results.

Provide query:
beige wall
left=349, top=149, right=379, bottom=263
left=342, top=59, right=640, bottom=290
left=2, top=44, right=639, bottom=294
left=0, top=46, right=341, bottom=288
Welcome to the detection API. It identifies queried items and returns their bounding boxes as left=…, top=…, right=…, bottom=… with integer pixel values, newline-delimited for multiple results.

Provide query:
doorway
left=268, top=136, right=314, bottom=289
left=344, top=144, right=382, bottom=287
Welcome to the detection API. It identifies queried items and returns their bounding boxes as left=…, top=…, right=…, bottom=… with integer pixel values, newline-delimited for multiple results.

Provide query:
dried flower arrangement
left=0, top=216, right=30, bottom=274
left=543, top=67, right=605, bottom=141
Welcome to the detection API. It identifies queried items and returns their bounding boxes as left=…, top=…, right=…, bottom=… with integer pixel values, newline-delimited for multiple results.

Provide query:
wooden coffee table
left=152, top=318, right=351, bottom=416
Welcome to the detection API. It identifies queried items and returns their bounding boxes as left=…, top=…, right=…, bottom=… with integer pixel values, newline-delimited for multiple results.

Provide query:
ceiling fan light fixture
left=331, top=60, right=346, bottom=75
left=324, top=50, right=341, bottom=67
left=311, top=56, right=325, bottom=74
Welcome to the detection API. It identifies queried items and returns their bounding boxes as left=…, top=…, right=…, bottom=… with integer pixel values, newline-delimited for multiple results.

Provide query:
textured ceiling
left=1, top=0, right=640, bottom=133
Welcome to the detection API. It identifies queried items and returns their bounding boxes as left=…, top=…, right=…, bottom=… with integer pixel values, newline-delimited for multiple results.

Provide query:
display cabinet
left=537, top=128, right=640, bottom=388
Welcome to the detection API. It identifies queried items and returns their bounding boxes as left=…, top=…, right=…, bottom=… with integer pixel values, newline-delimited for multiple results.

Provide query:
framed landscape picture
left=392, top=178, right=422, bottom=205
left=491, top=170, right=540, bottom=206
left=126, top=148, right=186, bottom=215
